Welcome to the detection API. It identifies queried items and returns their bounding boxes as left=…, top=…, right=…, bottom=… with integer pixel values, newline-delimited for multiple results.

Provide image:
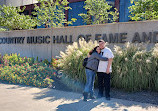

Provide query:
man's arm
left=106, top=58, right=113, bottom=74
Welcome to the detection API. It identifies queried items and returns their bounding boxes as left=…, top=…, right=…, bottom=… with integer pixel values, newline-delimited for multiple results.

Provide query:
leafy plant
left=0, top=28, right=7, bottom=31
left=2, top=53, right=34, bottom=66
left=79, top=0, right=119, bottom=24
left=42, top=59, right=49, bottom=65
left=32, top=0, right=77, bottom=28
left=0, top=63, right=56, bottom=87
left=0, top=5, right=37, bottom=30
left=0, top=53, right=56, bottom=88
left=129, top=0, right=158, bottom=21
left=51, top=57, right=59, bottom=69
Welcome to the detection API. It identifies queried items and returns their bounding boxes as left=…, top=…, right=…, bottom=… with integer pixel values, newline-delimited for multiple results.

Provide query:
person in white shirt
left=97, top=40, right=114, bottom=100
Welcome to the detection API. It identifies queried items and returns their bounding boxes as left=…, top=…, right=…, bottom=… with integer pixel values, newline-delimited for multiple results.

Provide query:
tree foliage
left=129, top=0, right=158, bottom=21
left=32, top=0, right=76, bottom=28
left=79, top=0, right=119, bottom=25
left=0, top=28, right=7, bottom=31
left=0, top=5, right=37, bottom=30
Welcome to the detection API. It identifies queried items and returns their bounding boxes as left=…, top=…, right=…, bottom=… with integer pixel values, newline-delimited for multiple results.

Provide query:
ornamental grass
left=112, top=43, right=158, bottom=91
left=58, top=39, right=98, bottom=83
left=58, top=39, right=158, bottom=92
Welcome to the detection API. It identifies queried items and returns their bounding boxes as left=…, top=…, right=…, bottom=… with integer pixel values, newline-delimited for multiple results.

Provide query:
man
left=97, top=40, right=114, bottom=100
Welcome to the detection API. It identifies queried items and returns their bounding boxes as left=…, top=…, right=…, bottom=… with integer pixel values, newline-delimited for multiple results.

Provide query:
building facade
left=0, top=0, right=132, bottom=27
left=0, top=0, right=38, bottom=7
left=119, top=0, right=131, bottom=22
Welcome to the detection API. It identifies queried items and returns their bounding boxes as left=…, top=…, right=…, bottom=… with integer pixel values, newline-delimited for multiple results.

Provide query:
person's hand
left=88, top=54, right=91, bottom=58
left=106, top=69, right=110, bottom=74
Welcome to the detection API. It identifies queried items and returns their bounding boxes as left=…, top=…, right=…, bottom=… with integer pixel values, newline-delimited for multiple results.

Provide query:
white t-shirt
left=97, top=47, right=114, bottom=73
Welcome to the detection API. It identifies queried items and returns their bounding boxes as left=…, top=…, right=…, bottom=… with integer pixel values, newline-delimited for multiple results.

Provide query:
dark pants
left=97, top=72, right=111, bottom=98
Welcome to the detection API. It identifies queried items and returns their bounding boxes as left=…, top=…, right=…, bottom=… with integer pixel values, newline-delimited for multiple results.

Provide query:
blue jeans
left=84, top=69, right=96, bottom=95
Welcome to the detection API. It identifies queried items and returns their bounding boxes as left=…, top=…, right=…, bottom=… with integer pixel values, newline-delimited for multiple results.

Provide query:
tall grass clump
left=58, top=39, right=98, bottom=83
left=58, top=39, right=158, bottom=92
left=151, top=44, right=158, bottom=91
left=112, top=43, right=158, bottom=92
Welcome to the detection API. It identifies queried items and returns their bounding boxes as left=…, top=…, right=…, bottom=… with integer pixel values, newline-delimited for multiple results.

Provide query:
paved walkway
left=0, top=83, right=158, bottom=111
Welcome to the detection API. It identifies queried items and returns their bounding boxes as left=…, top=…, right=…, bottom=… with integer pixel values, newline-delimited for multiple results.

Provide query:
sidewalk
left=0, top=83, right=158, bottom=111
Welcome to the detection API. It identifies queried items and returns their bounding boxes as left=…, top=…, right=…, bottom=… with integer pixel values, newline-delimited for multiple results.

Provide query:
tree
left=0, top=5, right=37, bottom=30
left=79, top=0, right=119, bottom=25
left=0, top=28, right=6, bottom=31
left=129, top=0, right=158, bottom=21
left=32, top=0, right=76, bottom=28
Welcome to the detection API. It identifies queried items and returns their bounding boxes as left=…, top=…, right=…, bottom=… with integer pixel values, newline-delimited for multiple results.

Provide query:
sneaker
left=83, top=92, right=88, bottom=102
left=83, top=98, right=88, bottom=101
left=89, top=95, right=96, bottom=99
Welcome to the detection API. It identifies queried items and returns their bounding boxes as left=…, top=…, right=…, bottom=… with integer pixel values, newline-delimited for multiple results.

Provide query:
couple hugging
left=83, top=40, right=114, bottom=101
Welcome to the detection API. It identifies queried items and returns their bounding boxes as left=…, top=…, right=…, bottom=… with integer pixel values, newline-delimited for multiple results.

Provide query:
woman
left=83, top=46, right=108, bottom=101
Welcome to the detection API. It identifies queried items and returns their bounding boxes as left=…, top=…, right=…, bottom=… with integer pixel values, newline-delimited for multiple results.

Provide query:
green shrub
left=2, top=53, right=34, bottom=66
left=51, top=57, right=59, bottom=70
left=42, top=59, right=49, bottom=65
left=0, top=28, right=7, bottom=31
left=0, top=53, right=56, bottom=88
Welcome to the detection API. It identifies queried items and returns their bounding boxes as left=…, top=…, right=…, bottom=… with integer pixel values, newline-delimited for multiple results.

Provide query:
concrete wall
left=0, top=20, right=158, bottom=60
left=5, top=0, right=38, bottom=7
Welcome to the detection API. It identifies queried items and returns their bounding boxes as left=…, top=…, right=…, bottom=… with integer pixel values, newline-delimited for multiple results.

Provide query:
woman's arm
left=93, top=53, right=108, bottom=61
